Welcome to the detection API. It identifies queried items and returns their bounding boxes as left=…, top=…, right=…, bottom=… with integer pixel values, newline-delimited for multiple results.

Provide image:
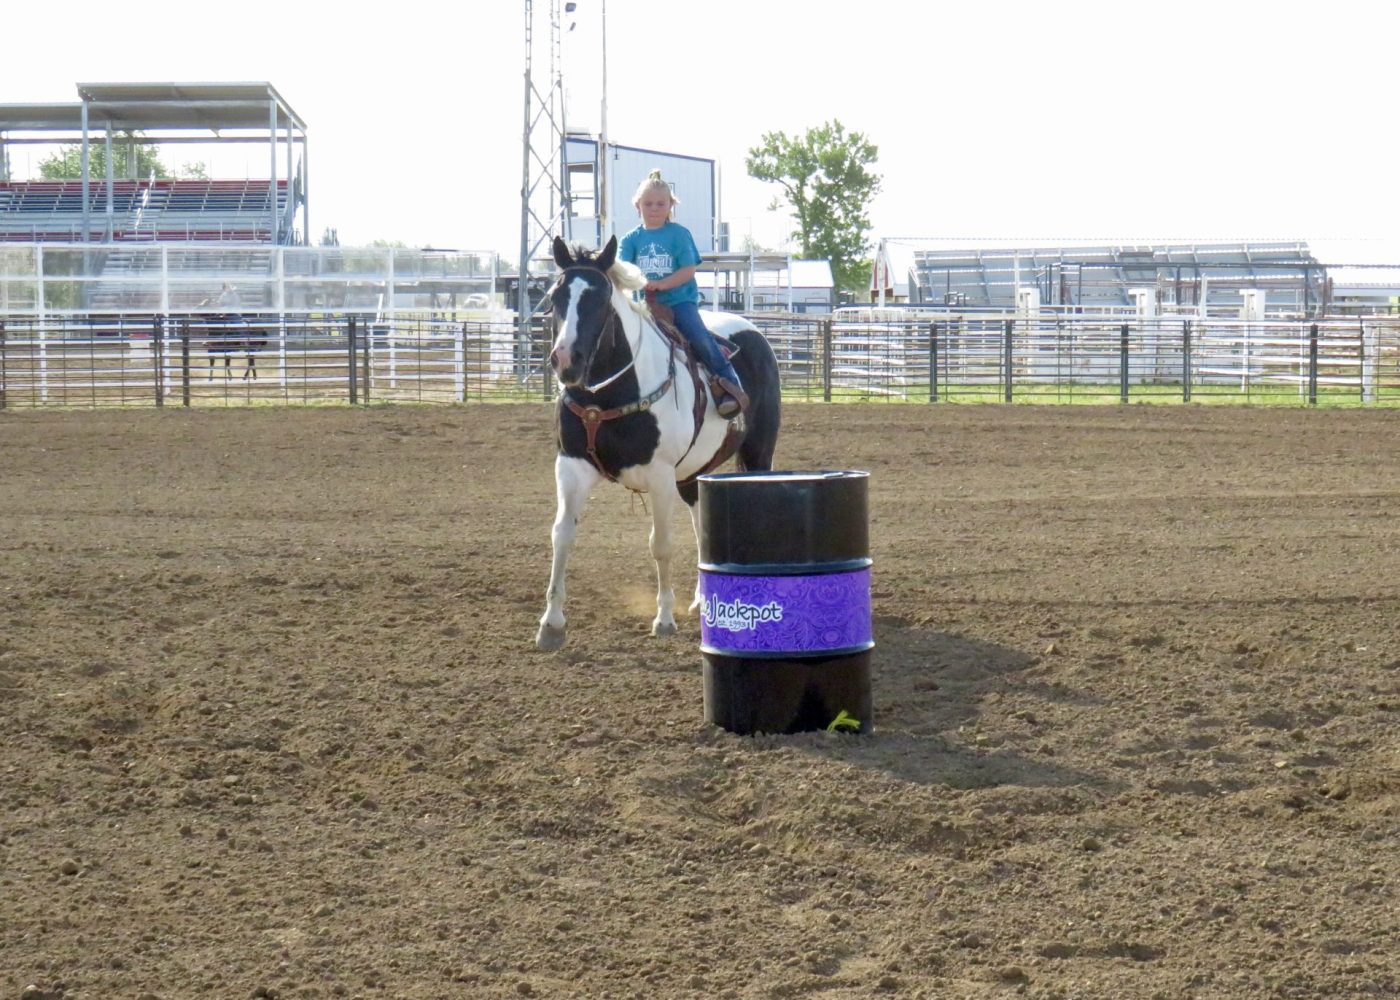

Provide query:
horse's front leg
left=536, top=456, right=600, bottom=651
left=685, top=498, right=704, bottom=615
left=645, top=465, right=682, bottom=637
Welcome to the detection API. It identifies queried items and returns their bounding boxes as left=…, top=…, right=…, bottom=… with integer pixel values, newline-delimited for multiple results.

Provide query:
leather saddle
left=648, top=301, right=737, bottom=364
left=647, top=300, right=746, bottom=417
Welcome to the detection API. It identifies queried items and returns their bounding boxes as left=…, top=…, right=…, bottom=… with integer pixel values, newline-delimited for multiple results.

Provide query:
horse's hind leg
left=536, top=456, right=600, bottom=651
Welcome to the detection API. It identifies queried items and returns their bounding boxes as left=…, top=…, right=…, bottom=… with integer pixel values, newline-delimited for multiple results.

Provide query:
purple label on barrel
left=699, top=568, right=872, bottom=655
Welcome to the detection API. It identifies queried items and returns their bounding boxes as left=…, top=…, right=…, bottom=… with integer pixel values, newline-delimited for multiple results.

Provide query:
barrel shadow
left=821, top=621, right=1118, bottom=792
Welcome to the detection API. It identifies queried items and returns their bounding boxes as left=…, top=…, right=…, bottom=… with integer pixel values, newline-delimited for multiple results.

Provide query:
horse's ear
left=552, top=236, right=574, bottom=270
left=596, top=235, right=618, bottom=272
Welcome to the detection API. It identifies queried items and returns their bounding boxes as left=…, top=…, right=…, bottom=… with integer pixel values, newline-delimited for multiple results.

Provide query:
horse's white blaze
left=549, top=275, right=595, bottom=369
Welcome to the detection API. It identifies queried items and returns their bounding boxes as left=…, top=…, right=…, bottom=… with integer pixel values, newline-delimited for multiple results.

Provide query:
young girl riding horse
left=535, top=237, right=781, bottom=650
left=619, top=170, right=748, bottom=419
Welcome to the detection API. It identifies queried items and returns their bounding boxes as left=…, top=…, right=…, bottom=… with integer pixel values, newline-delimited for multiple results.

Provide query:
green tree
left=38, top=131, right=169, bottom=180
left=746, top=120, right=881, bottom=291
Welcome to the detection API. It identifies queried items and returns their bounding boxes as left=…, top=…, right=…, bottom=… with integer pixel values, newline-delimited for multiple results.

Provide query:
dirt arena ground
left=2, top=402, right=1398, bottom=1000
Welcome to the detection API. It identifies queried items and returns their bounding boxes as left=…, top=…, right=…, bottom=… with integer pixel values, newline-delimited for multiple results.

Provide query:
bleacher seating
left=0, top=178, right=289, bottom=243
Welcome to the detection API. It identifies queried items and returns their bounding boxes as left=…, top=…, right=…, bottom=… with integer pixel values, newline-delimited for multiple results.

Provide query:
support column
left=285, top=118, right=293, bottom=243
left=81, top=103, right=91, bottom=242
left=269, top=100, right=279, bottom=245
left=104, top=130, right=115, bottom=240
left=301, top=132, right=310, bottom=244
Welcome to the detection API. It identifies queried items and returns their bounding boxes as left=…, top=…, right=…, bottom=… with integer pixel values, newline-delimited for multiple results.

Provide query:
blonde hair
left=631, top=169, right=679, bottom=210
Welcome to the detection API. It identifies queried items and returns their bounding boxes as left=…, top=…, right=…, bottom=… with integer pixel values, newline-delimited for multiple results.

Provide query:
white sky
left=6, top=0, right=1398, bottom=263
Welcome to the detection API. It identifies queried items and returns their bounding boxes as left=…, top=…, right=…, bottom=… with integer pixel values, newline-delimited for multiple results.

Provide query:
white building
left=564, top=134, right=717, bottom=252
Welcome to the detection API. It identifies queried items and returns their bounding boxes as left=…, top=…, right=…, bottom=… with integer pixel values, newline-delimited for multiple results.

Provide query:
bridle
left=556, top=267, right=678, bottom=482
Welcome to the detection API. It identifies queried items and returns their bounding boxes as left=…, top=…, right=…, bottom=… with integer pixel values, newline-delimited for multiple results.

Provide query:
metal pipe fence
left=2, top=311, right=1398, bottom=410
left=0, top=313, right=554, bottom=408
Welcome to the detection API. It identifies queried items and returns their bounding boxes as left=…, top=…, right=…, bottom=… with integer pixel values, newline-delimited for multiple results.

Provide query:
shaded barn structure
left=900, top=241, right=1331, bottom=318
left=696, top=256, right=835, bottom=314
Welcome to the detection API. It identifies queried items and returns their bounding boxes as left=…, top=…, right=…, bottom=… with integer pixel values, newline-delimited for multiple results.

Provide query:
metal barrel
left=697, top=470, right=873, bottom=735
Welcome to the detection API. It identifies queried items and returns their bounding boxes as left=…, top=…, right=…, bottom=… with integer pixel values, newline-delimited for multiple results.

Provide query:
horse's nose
left=550, top=345, right=570, bottom=372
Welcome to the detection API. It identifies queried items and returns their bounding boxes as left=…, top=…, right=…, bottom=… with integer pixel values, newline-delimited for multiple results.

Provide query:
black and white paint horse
left=536, top=236, right=781, bottom=651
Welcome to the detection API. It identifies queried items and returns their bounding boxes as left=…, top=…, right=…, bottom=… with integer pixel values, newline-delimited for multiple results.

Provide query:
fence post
left=1360, top=318, right=1376, bottom=404
left=1307, top=323, right=1319, bottom=406
left=1119, top=323, right=1130, bottom=403
left=362, top=320, right=372, bottom=404
left=821, top=318, right=833, bottom=403
left=457, top=321, right=468, bottom=403
left=180, top=319, right=191, bottom=407
left=1183, top=320, right=1192, bottom=403
left=1003, top=318, right=1014, bottom=403
left=348, top=316, right=359, bottom=405
left=928, top=321, right=939, bottom=403
left=153, top=315, right=165, bottom=408
left=0, top=320, right=6, bottom=410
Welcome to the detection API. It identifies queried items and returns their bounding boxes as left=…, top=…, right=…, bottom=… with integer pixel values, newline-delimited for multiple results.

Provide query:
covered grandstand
left=0, top=82, right=307, bottom=245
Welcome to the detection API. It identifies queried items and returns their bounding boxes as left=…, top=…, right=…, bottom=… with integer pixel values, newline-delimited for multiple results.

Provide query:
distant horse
left=205, top=315, right=266, bottom=381
left=199, top=285, right=264, bottom=381
left=536, top=235, right=781, bottom=651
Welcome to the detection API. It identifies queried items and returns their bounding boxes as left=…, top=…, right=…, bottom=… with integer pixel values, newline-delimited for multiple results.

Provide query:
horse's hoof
left=536, top=624, right=566, bottom=650
left=652, top=620, right=678, bottom=638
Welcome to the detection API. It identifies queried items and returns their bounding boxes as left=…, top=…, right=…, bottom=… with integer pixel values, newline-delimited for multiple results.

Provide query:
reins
left=581, top=308, right=637, bottom=393
left=559, top=269, right=740, bottom=486
left=562, top=284, right=678, bottom=483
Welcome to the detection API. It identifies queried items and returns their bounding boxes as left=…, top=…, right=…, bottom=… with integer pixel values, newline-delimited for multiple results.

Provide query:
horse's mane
left=609, top=261, right=652, bottom=319
left=607, top=259, right=646, bottom=293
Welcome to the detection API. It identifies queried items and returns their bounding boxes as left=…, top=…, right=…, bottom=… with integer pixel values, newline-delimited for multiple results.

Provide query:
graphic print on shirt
left=635, top=243, right=673, bottom=278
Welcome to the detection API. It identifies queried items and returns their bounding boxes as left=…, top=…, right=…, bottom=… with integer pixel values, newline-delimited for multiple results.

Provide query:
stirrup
left=711, top=377, right=748, bottom=419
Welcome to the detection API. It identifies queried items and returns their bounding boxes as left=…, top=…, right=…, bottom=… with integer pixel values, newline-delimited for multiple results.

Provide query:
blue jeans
left=670, top=301, right=739, bottom=384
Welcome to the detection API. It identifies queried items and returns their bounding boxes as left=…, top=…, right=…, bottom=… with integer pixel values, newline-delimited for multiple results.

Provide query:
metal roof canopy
left=0, top=103, right=86, bottom=132
left=78, top=82, right=306, bottom=131
left=0, top=82, right=309, bottom=245
left=0, top=83, right=305, bottom=135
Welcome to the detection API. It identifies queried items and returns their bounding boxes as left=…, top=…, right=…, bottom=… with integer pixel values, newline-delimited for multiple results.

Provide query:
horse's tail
left=730, top=328, right=781, bottom=472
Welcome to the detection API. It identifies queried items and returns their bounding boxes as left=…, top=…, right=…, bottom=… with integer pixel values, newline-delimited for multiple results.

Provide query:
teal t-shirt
left=619, top=222, right=702, bottom=307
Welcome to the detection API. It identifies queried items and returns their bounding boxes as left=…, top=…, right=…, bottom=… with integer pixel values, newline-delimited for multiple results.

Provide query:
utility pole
left=518, top=0, right=570, bottom=373
left=598, top=0, right=608, bottom=244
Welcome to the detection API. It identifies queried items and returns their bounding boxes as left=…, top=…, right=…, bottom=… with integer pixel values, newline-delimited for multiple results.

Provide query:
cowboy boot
left=710, top=376, right=749, bottom=419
